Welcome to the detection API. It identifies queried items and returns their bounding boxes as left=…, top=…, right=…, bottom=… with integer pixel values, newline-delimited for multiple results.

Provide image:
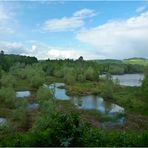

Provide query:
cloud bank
left=76, top=11, right=148, bottom=59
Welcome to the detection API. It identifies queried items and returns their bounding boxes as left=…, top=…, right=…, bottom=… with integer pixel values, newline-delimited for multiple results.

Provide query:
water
left=72, top=95, right=124, bottom=115
left=0, top=117, right=7, bottom=127
left=49, top=83, right=125, bottom=126
left=99, top=117, right=125, bottom=128
left=16, top=91, right=31, bottom=98
left=101, top=74, right=144, bottom=86
left=49, top=83, right=70, bottom=100
left=27, top=102, right=39, bottom=109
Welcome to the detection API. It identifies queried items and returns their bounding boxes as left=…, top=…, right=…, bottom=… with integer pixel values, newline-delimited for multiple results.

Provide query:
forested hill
left=92, top=58, right=148, bottom=74
left=0, top=52, right=38, bottom=71
left=123, top=58, right=148, bottom=66
left=93, top=58, right=148, bottom=65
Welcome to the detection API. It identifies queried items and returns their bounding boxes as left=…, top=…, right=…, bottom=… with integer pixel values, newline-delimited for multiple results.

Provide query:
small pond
left=49, top=83, right=125, bottom=127
left=101, top=74, right=144, bottom=86
left=27, top=102, right=39, bottom=109
left=16, top=91, right=31, bottom=98
left=0, top=117, right=7, bottom=127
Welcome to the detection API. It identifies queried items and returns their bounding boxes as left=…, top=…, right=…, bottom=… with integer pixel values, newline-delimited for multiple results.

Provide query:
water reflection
left=100, top=117, right=125, bottom=128
left=112, top=74, right=144, bottom=86
left=49, top=83, right=70, bottom=100
left=16, top=91, right=31, bottom=98
left=72, top=95, right=124, bottom=115
left=0, top=117, right=7, bottom=127
left=49, top=83, right=124, bottom=115
left=100, top=74, right=144, bottom=86
left=27, top=102, right=39, bottom=109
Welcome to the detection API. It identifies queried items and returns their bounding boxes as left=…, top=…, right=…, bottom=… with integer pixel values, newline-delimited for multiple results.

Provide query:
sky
left=0, top=0, right=148, bottom=60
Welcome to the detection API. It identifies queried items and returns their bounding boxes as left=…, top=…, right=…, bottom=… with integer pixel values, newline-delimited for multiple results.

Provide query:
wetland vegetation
left=0, top=53, right=148, bottom=146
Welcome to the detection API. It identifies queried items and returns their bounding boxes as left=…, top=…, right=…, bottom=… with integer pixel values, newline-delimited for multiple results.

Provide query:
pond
left=49, top=83, right=125, bottom=127
left=16, top=91, right=31, bottom=98
left=27, top=102, right=39, bottom=109
left=101, top=74, right=144, bottom=86
left=0, top=117, right=7, bottom=127
left=72, top=95, right=124, bottom=115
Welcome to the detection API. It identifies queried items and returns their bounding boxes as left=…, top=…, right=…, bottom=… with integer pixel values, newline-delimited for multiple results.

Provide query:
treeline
left=94, top=59, right=146, bottom=74
left=41, top=58, right=99, bottom=84
left=0, top=51, right=38, bottom=71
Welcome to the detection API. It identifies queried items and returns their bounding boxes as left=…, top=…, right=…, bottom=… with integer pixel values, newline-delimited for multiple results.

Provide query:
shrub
left=77, top=74, right=86, bottom=82
left=64, top=68, right=76, bottom=85
left=0, top=74, right=16, bottom=87
left=0, top=87, right=16, bottom=108
left=85, top=67, right=98, bottom=81
left=37, top=86, right=53, bottom=104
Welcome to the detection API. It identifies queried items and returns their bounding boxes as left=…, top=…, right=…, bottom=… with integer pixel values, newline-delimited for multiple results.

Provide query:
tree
left=141, top=68, right=148, bottom=99
left=64, top=68, right=76, bottom=84
left=101, top=73, right=113, bottom=99
left=0, top=50, right=4, bottom=55
left=85, top=67, right=98, bottom=81
left=78, top=56, right=83, bottom=62
left=37, top=86, right=53, bottom=104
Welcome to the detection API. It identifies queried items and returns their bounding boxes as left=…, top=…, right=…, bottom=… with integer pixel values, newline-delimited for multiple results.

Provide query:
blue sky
left=0, top=1, right=148, bottom=59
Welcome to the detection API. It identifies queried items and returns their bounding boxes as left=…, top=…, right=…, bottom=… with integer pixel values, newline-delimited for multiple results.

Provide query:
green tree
left=64, top=68, right=76, bottom=84
left=141, top=68, right=148, bottom=99
left=37, top=86, right=53, bottom=104
left=101, top=73, right=113, bottom=99
left=85, top=67, right=98, bottom=81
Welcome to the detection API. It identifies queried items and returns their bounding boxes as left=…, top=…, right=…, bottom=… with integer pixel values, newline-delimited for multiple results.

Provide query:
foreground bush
left=0, top=112, right=148, bottom=147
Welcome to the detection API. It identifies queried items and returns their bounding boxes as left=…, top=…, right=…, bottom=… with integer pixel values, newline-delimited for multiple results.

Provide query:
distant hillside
left=93, top=59, right=123, bottom=64
left=123, top=58, right=148, bottom=66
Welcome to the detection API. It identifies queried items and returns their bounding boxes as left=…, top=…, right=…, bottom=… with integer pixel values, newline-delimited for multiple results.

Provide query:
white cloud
left=76, top=11, right=148, bottom=59
left=73, top=8, right=96, bottom=18
left=0, top=40, right=109, bottom=60
left=26, top=43, right=81, bottom=59
left=43, top=17, right=84, bottom=32
left=47, top=48, right=80, bottom=59
left=0, top=41, right=25, bottom=54
left=42, top=8, right=96, bottom=32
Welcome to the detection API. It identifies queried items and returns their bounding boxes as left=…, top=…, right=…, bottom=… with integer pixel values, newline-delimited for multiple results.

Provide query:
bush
left=37, top=86, right=53, bottom=104
left=77, top=74, right=86, bottom=82
left=0, top=74, right=16, bottom=87
left=101, top=74, right=113, bottom=99
left=24, top=65, right=45, bottom=89
left=64, top=68, right=76, bottom=85
left=0, top=87, right=16, bottom=108
left=85, top=67, right=98, bottom=81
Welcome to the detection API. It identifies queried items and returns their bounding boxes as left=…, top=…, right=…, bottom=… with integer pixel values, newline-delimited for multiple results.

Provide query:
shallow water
left=16, top=91, right=31, bottom=98
left=0, top=117, right=7, bottom=127
left=72, top=95, right=124, bottom=115
left=49, top=83, right=125, bottom=126
left=99, top=117, right=125, bottom=128
left=49, top=83, right=70, bottom=100
left=27, top=102, right=39, bottom=109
